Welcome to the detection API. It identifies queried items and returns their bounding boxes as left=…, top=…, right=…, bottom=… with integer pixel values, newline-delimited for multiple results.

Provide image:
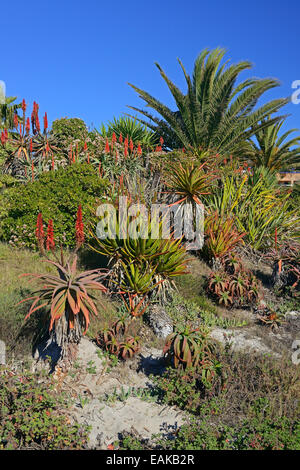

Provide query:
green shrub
left=51, top=117, right=88, bottom=143
left=0, top=163, right=108, bottom=248
left=0, top=367, right=89, bottom=449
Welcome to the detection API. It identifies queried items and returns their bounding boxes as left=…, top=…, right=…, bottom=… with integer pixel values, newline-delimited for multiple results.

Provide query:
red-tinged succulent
left=163, top=324, right=214, bottom=369
left=20, top=255, right=107, bottom=358
left=119, top=336, right=140, bottom=360
left=120, top=292, right=149, bottom=318
left=204, top=211, right=246, bottom=263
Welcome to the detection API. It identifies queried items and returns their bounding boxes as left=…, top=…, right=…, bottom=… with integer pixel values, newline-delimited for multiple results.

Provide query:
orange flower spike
left=105, top=138, right=110, bottom=153
left=137, top=143, right=142, bottom=156
left=129, top=138, right=134, bottom=152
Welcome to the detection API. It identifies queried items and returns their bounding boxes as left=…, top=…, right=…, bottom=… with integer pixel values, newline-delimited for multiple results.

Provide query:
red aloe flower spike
left=155, top=145, right=162, bottom=152
left=112, top=132, right=117, bottom=143
left=25, top=117, right=30, bottom=134
left=1, top=132, right=5, bottom=146
left=84, top=141, right=87, bottom=151
left=30, top=138, right=33, bottom=153
left=129, top=139, right=134, bottom=152
left=4, top=128, right=8, bottom=139
left=75, top=205, right=84, bottom=248
left=35, top=114, right=40, bottom=133
left=137, top=143, right=142, bottom=156
left=43, top=112, right=48, bottom=132
left=119, top=133, right=123, bottom=143
left=35, top=213, right=45, bottom=251
left=124, top=136, right=128, bottom=148
left=69, top=143, right=73, bottom=163
left=51, top=154, right=55, bottom=170
left=124, top=146, right=128, bottom=158
left=46, top=219, right=55, bottom=251
left=14, top=113, right=18, bottom=128
left=22, top=99, right=26, bottom=113
left=159, top=136, right=164, bottom=145
left=105, top=138, right=110, bottom=153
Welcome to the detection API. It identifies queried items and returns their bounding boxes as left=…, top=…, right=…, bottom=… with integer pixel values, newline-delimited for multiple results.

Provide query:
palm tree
left=128, top=48, right=288, bottom=154
left=242, top=118, right=300, bottom=171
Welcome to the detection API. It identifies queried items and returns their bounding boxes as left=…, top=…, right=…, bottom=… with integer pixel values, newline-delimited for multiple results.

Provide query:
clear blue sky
left=1, top=0, right=300, bottom=134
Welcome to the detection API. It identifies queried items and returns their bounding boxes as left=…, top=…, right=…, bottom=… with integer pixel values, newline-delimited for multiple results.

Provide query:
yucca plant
left=163, top=324, right=214, bottom=369
left=128, top=48, right=288, bottom=154
left=19, top=256, right=107, bottom=360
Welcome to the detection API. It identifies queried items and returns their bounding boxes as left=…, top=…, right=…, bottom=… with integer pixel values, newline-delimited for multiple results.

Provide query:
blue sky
left=1, top=0, right=300, bottom=134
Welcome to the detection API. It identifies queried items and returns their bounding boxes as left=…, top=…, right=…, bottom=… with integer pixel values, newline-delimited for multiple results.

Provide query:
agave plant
left=128, top=48, right=288, bottom=154
left=163, top=324, right=214, bottom=369
left=20, top=255, right=107, bottom=360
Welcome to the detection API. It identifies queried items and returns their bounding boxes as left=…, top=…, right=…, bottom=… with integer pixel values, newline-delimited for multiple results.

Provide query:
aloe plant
left=20, top=255, right=107, bottom=360
left=163, top=324, right=214, bottom=369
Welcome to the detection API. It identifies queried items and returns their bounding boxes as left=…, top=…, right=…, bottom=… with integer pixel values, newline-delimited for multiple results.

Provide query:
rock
left=285, top=311, right=300, bottom=320
left=0, top=339, right=5, bottom=365
left=147, top=305, right=173, bottom=339
left=211, top=328, right=281, bottom=358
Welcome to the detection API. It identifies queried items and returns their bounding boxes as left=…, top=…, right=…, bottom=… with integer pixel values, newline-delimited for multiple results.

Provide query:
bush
left=51, top=117, right=88, bottom=143
left=0, top=163, right=108, bottom=248
left=0, top=367, right=89, bottom=449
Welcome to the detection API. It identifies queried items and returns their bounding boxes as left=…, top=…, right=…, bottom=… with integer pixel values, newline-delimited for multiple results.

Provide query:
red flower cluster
left=31, top=101, right=40, bottom=134
left=35, top=213, right=45, bottom=251
left=75, top=205, right=84, bottom=248
left=46, top=219, right=55, bottom=251
left=43, top=112, right=48, bottom=132
left=0, top=128, right=8, bottom=146
left=22, top=99, right=27, bottom=113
